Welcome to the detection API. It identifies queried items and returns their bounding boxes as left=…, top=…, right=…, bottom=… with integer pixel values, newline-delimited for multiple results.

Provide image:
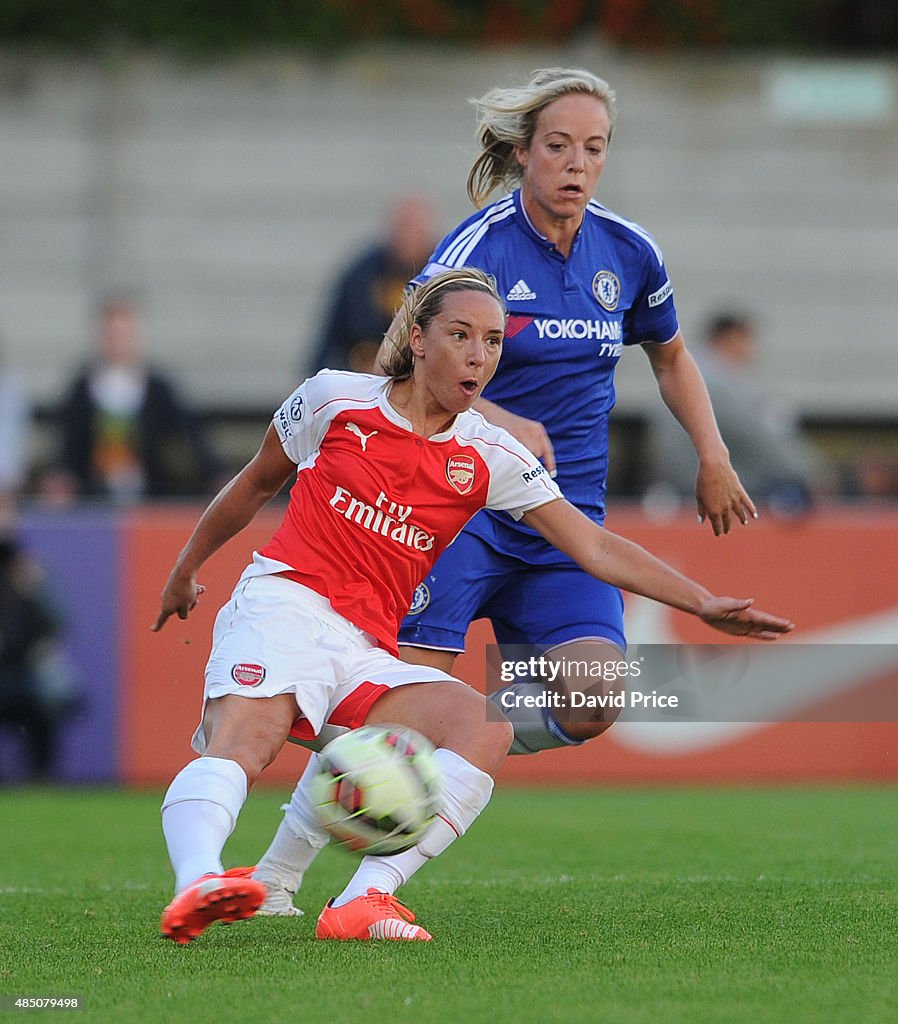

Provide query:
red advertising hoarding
left=122, top=507, right=898, bottom=786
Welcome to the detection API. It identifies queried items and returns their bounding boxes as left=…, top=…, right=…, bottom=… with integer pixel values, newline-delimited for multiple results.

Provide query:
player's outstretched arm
left=643, top=333, right=756, bottom=535
left=151, top=425, right=295, bottom=632
left=522, top=499, right=793, bottom=640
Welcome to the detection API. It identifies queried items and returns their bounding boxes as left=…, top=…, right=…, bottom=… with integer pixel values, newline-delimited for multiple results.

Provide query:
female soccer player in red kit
left=153, top=268, right=792, bottom=944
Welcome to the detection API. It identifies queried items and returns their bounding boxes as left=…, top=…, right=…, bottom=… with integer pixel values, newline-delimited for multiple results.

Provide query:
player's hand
left=482, top=406, right=556, bottom=476
left=698, top=596, right=794, bottom=640
left=152, top=572, right=206, bottom=632
left=695, top=459, right=757, bottom=536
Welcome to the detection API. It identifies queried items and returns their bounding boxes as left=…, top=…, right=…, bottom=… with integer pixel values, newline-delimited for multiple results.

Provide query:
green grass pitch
left=2, top=786, right=897, bottom=1023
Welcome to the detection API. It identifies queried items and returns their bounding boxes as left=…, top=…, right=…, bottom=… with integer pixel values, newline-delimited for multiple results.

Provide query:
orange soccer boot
left=160, top=867, right=266, bottom=944
left=315, top=888, right=432, bottom=941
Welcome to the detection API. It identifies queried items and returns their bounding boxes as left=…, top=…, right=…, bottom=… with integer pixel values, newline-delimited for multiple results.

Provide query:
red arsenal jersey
left=248, top=371, right=561, bottom=654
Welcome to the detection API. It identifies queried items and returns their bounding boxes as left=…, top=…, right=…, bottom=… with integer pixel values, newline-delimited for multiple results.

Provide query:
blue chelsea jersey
left=414, top=190, right=679, bottom=557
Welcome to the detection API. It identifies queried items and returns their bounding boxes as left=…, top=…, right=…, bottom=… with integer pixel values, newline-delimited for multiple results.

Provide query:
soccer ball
left=309, top=724, right=442, bottom=856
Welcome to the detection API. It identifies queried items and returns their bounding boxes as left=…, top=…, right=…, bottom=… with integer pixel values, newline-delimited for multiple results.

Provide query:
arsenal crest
left=231, top=662, right=266, bottom=687
left=446, top=454, right=476, bottom=495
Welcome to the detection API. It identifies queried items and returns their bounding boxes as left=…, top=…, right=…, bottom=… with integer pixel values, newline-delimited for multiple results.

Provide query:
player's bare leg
left=364, top=679, right=511, bottom=775
left=255, top=640, right=619, bottom=918
left=255, top=669, right=507, bottom=917
left=397, top=638, right=622, bottom=749
left=253, top=751, right=325, bottom=916
left=485, top=638, right=624, bottom=750
left=313, top=681, right=511, bottom=940
left=160, top=693, right=297, bottom=943
left=255, top=648, right=465, bottom=915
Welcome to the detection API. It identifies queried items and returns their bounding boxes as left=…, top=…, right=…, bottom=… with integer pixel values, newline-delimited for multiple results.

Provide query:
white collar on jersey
left=378, top=377, right=463, bottom=443
left=517, top=190, right=550, bottom=242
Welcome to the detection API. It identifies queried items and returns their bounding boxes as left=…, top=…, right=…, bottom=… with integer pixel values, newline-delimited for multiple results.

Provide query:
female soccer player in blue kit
left=254, top=67, right=757, bottom=916
left=394, top=67, right=755, bottom=744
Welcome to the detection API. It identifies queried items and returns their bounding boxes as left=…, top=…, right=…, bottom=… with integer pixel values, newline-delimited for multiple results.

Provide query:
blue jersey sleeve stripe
left=450, top=205, right=517, bottom=266
left=586, top=201, right=665, bottom=266
left=438, top=198, right=513, bottom=265
left=435, top=205, right=502, bottom=264
left=439, top=196, right=516, bottom=266
left=414, top=261, right=454, bottom=284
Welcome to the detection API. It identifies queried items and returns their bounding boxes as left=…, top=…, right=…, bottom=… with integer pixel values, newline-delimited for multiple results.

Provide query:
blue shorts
left=399, top=529, right=625, bottom=653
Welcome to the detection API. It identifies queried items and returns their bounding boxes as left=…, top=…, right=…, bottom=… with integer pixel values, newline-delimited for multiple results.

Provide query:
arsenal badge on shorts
left=232, top=662, right=266, bottom=687
left=446, top=454, right=476, bottom=495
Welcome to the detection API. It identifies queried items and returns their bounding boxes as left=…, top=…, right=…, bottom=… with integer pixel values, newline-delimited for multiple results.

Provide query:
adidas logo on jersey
left=506, top=279, right=536, bottom=301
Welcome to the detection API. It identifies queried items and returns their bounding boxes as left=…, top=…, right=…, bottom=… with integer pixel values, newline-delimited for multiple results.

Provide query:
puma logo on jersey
left=346, top=422, right=378, bottom=451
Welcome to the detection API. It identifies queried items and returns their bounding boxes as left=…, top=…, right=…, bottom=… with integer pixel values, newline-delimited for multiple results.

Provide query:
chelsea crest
left=409, top=583, right=431, bottom=615
left=592, top=270, right=620, bottom=312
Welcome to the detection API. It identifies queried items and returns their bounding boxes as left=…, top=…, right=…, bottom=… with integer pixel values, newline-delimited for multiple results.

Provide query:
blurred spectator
left=40, top=294, right=225, bottom=504
left=840, top=448, right=898, bottom=501
left=645, top=312, right=825, bottom=516
left=306, top=194, right=438, bottom=374
left=0, top=336, right=32, bottom=529
left=0, top=536, right=82, bottom=782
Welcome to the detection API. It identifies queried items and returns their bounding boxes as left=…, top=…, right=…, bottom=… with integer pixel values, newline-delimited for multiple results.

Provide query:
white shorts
left=191, top=573, right=462, bottom=754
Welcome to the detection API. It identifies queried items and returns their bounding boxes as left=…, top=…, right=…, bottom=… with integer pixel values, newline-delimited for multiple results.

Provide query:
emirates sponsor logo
left=232, top=663, right=266, bottom=687
left=329, top=486, right=436, bottom=551
left=446, top=455, right=476, bottom=495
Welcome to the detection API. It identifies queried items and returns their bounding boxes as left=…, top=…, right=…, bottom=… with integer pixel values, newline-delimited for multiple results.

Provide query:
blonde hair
left=467, top=67, right=616, bottom=208
left=380, top=268, right=504, bottom=380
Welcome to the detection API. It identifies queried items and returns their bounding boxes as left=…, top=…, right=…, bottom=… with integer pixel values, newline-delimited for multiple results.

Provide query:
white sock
left=161, top=756, right=247, bottom=893
left=255, top=754, right=329, bottom=892
left=332, top=748, right=494, bottom=907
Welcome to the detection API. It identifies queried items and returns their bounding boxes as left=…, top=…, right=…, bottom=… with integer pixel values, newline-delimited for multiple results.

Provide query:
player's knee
left=485, top=716, right=514, bottom=766
left=204, top=737, right=279, bottom=785
left=368, top=682, right=510, bottom=775
left=202, top=693, right=297, bottom=784
left=442, top=716, right=510, bottom=778
left=439, top=692, right=513, bottom=776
